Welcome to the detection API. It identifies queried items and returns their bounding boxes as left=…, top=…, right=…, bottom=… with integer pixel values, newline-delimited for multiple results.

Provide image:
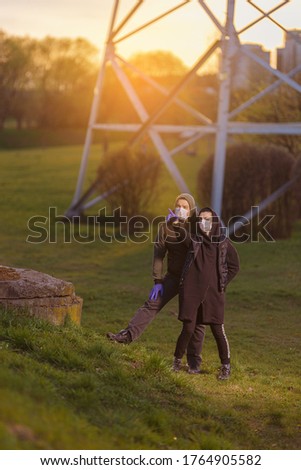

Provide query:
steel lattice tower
left=66, top=0, right=301, bottom=225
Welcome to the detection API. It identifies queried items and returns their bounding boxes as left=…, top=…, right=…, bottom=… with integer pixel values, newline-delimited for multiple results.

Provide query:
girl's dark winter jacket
left=181, top=236, right=240, bottom=293
left=176, top=210, right=240, bottom=324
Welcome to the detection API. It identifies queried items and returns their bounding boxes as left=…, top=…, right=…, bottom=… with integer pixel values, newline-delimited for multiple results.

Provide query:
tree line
left=1, top=30, right=300, bottom=157
left=0, top=30, right=217, bottom=131
left=0, top=30, right=99, bottom=129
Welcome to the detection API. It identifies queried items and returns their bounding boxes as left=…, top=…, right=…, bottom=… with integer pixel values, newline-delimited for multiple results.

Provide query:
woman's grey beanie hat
left=174, top=193, right=197, bottom=217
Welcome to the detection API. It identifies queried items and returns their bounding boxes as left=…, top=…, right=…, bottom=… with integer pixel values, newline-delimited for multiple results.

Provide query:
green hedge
left=198, top=143, right=300, bottom=239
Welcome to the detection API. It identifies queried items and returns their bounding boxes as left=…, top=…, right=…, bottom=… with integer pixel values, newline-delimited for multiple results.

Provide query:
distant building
left=277, top=29, right=301, bottom=72
left=231, top=44, right=271, bottom=90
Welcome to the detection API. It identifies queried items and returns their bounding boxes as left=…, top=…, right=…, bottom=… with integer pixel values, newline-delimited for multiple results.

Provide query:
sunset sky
left=1, top=0, right=300, bottom=66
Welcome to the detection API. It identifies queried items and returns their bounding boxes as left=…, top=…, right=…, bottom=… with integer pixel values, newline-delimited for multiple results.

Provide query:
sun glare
left=99, top=0, right=300, bottom=67
left=0, top=0, right=300, bottom=67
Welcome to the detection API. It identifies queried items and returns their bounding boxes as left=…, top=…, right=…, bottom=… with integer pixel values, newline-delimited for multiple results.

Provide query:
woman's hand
left=149, top=283, right=164, bottom=300
left=166, top=208, right=177, bottom=222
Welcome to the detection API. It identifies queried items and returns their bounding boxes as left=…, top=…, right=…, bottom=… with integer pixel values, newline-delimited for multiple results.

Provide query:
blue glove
left=166, top=208, right=177, bottom=222
left=149, top=283, right=164, bottom=301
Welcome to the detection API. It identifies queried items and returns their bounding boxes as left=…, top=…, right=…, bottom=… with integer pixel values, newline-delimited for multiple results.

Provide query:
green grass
left=0, top=144, right=300, bottom=450
left=0, top=128, right=109, bottom=149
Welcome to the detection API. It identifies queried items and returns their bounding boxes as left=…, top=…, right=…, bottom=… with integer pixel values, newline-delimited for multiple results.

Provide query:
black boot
left=106, top=329, right=132, bottom=344
left=188, top=366, right=201, bottom=374
left=172, top=357, right=182, bottom=372
left=218, top=363, right=231, bottom=380
left=187, top=358, right=202, bottom=375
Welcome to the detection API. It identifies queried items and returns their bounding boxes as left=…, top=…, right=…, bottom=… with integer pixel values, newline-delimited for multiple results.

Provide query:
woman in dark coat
left=173, top=207, right=240, bottom=379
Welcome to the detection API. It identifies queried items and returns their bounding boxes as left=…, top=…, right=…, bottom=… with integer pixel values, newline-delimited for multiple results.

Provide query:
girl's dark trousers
left=174, top=318, right=230, bottom=365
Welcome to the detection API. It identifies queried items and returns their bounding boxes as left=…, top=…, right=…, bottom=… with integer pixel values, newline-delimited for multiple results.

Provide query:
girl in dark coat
left=173, top=207, right=240, bottom=379
left=107, top=194, right=206, bottom=372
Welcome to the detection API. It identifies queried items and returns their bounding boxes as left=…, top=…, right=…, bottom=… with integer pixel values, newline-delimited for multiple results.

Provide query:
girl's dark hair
left=199, top=207, right=213, bottom=214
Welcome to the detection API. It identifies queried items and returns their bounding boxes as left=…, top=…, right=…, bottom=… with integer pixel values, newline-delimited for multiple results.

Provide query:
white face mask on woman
left=174, top=207, right=189, bottom=220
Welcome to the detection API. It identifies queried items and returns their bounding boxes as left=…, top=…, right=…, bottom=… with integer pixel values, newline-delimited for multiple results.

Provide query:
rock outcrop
left=0, top=266, right=82, bottom=325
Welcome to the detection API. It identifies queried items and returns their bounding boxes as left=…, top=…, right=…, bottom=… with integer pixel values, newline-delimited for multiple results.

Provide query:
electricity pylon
left=65, top=0, right=301, bottom=221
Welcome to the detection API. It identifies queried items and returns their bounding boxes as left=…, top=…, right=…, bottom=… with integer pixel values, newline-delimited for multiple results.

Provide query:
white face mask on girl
left=174, top=207, right=189, bottom=220
left=199, top=218, right=212, bottom=232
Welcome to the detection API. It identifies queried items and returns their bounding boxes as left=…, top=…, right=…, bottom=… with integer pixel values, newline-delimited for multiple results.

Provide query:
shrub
left=96, top=147, right=161, bottom=218
left=198, top=143, right=300, bottom=239
left=291, top=155, right=301, bottom=218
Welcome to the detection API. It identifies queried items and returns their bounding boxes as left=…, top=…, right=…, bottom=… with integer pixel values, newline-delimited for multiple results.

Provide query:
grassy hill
left=0, top=145, right=300, bottom=450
